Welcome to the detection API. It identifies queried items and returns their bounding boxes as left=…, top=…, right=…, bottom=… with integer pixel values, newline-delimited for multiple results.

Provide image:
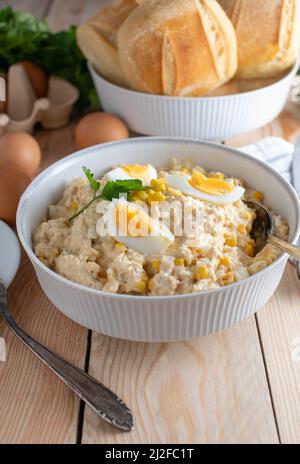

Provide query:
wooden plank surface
left=1, top=0, right=300, bottom=445
left=227, top=110, right=300, bottom=147
left=256, top=264, right=300, bottom=444
left=0, top=0, right=52, bottom=18
left=0, top=125, right=88, bottom=444
left=228, top=114, right=300, bottom=444
left=82, top=319, right=278, bottom=444
left=47, top=0, right=110, bottom=31
left=0, top=253, right=88, bottom=444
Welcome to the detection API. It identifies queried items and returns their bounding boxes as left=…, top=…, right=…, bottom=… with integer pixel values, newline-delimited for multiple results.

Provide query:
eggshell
left=75, top=112, right=129, bottom=149
left=19, top=61, right=49, bottom=98
left=0, top=132, right=41, bottom=177
left=0, top=166, right=30, bottom=224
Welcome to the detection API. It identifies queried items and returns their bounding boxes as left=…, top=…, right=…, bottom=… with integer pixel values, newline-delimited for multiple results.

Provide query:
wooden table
left=1, top=0, right=300, bottom=445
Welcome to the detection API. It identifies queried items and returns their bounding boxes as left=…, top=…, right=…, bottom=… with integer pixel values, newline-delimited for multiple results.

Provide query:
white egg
left=105, top=199, right=174, bottom=254
left=105, top=164, right=157, bottom=186
left=165, top=174, right=245, bottom=205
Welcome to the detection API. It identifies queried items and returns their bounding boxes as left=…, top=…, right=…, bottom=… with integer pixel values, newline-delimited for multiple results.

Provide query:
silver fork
left=0, top=279, right=134, bottom=432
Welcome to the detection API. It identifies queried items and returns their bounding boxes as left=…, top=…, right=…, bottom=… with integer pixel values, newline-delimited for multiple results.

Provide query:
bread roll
left=117, top=0, right=238, bottom=96
left=77, top=0, right=140, bottom=86
left=219, top=0, right=300, bottom=79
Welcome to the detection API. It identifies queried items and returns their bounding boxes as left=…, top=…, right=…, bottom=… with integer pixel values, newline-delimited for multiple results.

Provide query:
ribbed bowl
left=17, top=138, right=300, bottom=341
left=89, top=62, right=298, bottom=141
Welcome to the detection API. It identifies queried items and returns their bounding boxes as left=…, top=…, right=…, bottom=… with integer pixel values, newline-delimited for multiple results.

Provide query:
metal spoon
left=0, top=221, right=134, bottom=432
left=245, top=200, right=300, bottom=259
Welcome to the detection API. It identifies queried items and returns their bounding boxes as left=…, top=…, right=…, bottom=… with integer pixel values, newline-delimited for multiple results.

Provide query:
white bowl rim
left=88, top=59, right=299, bottom=102
left=17, top=136, right=300, bottom=301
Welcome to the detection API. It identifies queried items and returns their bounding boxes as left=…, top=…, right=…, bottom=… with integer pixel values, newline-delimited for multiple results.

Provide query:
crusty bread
left=219, top=0, right=300, bottom=79
left=77, top=0, right=140, bottom=86
left=117, top=0, right=238, bottom=96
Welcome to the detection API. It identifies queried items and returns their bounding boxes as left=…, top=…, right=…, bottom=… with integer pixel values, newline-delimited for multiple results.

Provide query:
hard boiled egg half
left=104, top=199, right=174, bottom=254
left=166, top=172, right=245, bottom=204
left=105, top=164, right=157, bottom=186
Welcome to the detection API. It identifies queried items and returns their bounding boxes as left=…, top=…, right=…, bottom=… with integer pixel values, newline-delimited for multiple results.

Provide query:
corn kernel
left=246, top=224, right=252, bottom=233
left=175, top=258, right=184, bottom=266
left=115, top=242, right=127, bottom=252
left=135, top=280, right=147, bottom=293
left=150, top=178, right=159, bottom=187
left=219, top=256, right=231, bottom=268
left=244, top=243, right=254, bottom=257
left=151, top=178, right=167, bottom=192
left=243, top=211, right=253, bottom=221
left=193, top=248, right=203, bottom=257
left=136, top=191, right=149, bottom=202
left=148, top=191, right=166, bottom=203
left=224, top=234, right=237, bottom=247
left=194, top=266, right=209, bottom=280
left=70, top=201, right=78, bottom=211
left=223, top=272, right=234, bottom=285
left=152, top=260, right=160, bottom=272
left=147, top=189, right=156, bottom=195
left=253, top=191, right=264, bottom=201
left=237, top=224, right=247, bottom=235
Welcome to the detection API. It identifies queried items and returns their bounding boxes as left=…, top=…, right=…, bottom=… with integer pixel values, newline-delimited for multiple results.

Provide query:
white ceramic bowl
left=17, top=138, right=300, bottom=342
left=89, top=61, right=298, bottom=141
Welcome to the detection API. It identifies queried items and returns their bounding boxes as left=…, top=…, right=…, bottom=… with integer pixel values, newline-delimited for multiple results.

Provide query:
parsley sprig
left=69, top=167, right=149, bottom=221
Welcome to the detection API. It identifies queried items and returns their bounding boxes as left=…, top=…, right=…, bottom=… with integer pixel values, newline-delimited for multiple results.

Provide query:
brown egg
left=0, top=132, right=41, bottom=178
left=19, top=61, right=48, bottom=98
left=0, top=165, right=30, bottom=224
left=75, top=112, right=129, bottom=149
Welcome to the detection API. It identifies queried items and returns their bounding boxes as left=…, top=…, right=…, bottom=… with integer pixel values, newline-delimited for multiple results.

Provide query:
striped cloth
left=240, top=137, right=294, bottom=183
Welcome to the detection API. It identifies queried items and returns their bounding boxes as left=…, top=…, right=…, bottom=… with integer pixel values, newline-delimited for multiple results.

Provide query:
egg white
left=105, top=199, right=174, bottom=254
left=165, top=174, right=245, bottom=205
left=105, top=164, right=157, bottom=186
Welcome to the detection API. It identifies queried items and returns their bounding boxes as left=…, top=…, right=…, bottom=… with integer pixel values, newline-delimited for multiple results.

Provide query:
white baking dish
left=89, top=61, right=298, bottom=141
left=17, top=137, right=300, bottom=342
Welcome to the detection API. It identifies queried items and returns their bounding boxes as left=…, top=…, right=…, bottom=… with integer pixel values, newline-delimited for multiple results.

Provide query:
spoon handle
left=0, top=284, right=133, bottom=432
left=268, top=235, right=300, bottom=260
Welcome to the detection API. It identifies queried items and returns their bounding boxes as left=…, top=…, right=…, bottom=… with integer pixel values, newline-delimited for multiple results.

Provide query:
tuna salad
left=33, top=159, right=289, bottom=296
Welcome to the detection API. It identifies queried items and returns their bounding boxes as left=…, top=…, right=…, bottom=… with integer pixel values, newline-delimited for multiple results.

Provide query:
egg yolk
left=115, top=204, right=153, bottom=237
left=188, top=172, right=234, bottom=196
left=122, top=164, right=149, bottom=180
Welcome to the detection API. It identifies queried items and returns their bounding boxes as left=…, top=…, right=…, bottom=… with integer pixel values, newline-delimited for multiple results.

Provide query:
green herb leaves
left=101, top=179, right=148, bottom=202
left=69, top=167, right=149, bottom=221
left=0, top=7, right=98, bottom=111
left=82, top=166, right=100, bottom=194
